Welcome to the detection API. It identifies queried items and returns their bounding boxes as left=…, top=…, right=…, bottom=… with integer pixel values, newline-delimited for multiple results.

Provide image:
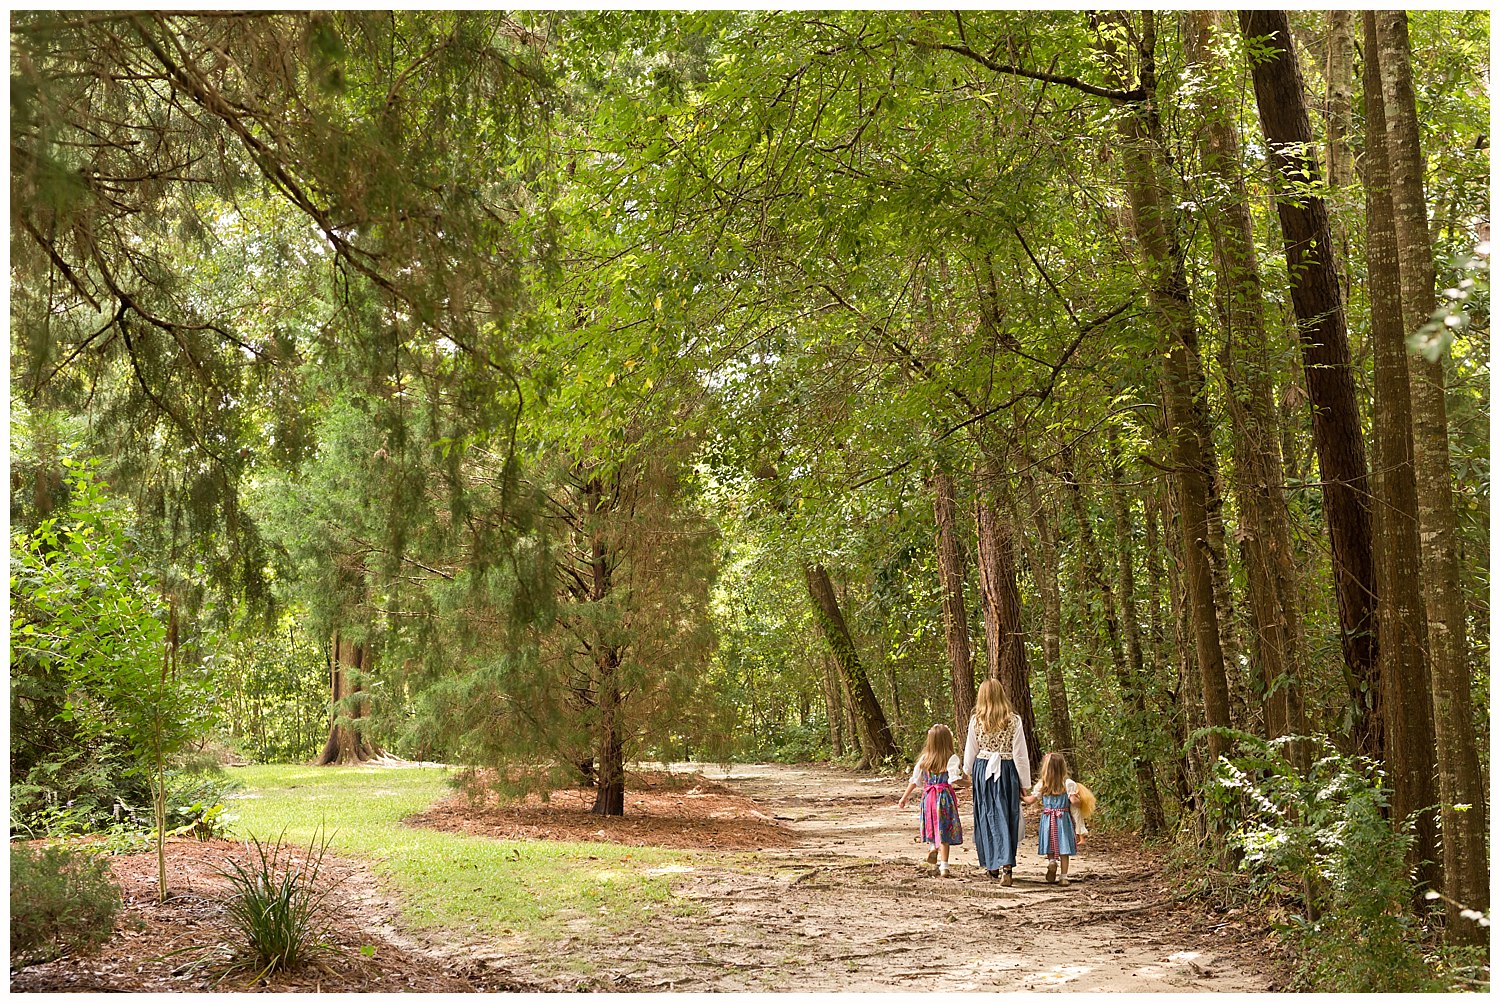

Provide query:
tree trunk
left=820, top=657, right=845, bottom=757
left=1239, top=9, right=1382, bottom=761
left=1324, top=11, right=1356, bottom=192
left=1021, top=465, right=1077, bottom=770
left=1360, top=19, right=1441, bottom=906
left=1324, top=9, right=1357, bottom=301
left=1147, top=490, right=1194, bottom=810
left=1106, top=430, right=1167, bottom=836
left=1185, top=9, right=1309, bottom=759
left=974, top=458, right=1039, bottom=773
left=1376, top=10, right=1486, bottom=936
left=840, top=673, right=862, bottom=762
left=1098, top=11, right=1234, bottom=762
left=1061, top=448, right=1164, bottom=831
left=318, top=631, right=380, bottom=765
left=804, top=563, right=898, bottom=767
left=591, top=653, right=625, bottom=816
left=930, top=465, right=978, bottom=746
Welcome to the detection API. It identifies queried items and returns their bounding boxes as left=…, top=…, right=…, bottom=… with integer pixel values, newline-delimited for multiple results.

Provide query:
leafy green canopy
left=11, top=12, right=551, bottom=610
left=10, top=462, right=214, bottom=810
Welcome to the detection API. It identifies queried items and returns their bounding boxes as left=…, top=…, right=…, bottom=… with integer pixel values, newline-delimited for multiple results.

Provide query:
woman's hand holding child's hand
left=1021, top=794, right=1037, bottom=805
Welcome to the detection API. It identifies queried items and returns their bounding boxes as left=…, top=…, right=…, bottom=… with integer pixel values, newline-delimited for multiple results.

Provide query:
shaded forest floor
left=12, top=762, right=1287, bottom=992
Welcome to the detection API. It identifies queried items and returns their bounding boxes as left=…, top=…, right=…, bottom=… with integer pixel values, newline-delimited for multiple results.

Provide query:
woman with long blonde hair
left=962, top=678, right=1030, bottom=883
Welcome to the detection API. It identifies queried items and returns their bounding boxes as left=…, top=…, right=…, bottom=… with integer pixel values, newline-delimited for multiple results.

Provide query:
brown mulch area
left=407, top=769, right=795, bottom=850
left=10, top=838, right=533, bottom=993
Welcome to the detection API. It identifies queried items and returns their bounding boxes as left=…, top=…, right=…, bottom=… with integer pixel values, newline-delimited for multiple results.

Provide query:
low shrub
left=12, top=766, right=241, bottom=845
left=218, top=829, right=336, bottom=978
left=10, top=842, right=123, bottom=967
left=1204, top=734, right=1436, bottom=992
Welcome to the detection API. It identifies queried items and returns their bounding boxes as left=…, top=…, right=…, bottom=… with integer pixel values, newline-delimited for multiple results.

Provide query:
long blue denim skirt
left=971, top=756, right=1021, bottom=870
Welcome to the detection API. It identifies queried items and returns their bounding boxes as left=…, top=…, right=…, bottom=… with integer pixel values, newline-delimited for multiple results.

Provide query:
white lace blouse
left=962, top=713, right=1031, bottom=791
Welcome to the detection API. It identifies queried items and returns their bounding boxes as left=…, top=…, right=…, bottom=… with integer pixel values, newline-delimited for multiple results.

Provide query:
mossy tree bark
left=1096, top=10, right=1233, bottom=763
left=805, top=563, right=898, bottom=767
left=1185, top=10, right=1308, bottom=759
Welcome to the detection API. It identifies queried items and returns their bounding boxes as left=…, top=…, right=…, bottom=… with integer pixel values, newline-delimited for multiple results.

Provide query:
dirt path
left=466, top=762, right=1280, bottom=992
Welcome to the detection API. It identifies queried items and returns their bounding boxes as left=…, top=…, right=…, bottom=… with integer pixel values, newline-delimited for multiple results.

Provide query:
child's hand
left=896, top=797, right=908, bottom=809
left=1069, top=793, right=1080, bottom=804
left=1021, top=794, right=1036, bottom=805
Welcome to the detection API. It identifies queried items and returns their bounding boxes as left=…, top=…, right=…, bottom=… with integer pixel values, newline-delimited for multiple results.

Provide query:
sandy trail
left=450, top=762, right=1276, bottom=992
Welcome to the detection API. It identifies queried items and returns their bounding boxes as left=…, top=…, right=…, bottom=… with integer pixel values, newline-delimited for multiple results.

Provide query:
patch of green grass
left=224, top=765, right=676, bottom=943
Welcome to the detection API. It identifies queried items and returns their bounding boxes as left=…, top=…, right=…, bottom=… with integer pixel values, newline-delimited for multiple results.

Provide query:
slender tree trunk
left=1324, top=9, right=1357, bottom=301
left=1360, top=19, right=1441, bottom=905
left=975, top=458, right=1039, bottom=772
left=931, top=466, right=977, bottom=745
left=1240, top=9, right=1382, bottom=760
left=1376, top=10, right=1487, bottom=936
left=1324, top=11, right=1355, bottom=192
left=1147, top=491, right=1194, bottom=809
left=1062, top=448, right=1164, bottom=831
left=1106, top=431, right=1167, bottom=836
left=1203, top=477, right=1248, bottom=732
left=1186, top=10, right=1309, bottom=759
left=820, top=657, right=844, bottom=757
left=840, top=673, right=862, bottom=762
left=805, top=563, right=899, bottom=767
left=1021, top=466, right=1077, bottom=769
left=1098, top=11, right=1233, bottom=761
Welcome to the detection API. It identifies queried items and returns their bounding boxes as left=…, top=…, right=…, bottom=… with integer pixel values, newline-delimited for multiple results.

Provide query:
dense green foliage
left=1209, top=738, right=1433, bottom=990
left=9, top=8, right=1489, bottom=979
left=10, top=460, right=226, bottom=841
left=9, top=843, right=124, bottom=967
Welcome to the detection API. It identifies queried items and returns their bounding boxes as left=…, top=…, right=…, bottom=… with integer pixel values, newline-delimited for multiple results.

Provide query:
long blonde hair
left=974, top=679, right=1014, bottom=738
left=1038, top=751, right=1071, bottom=795
left=918, top=723, right=955, bottom=773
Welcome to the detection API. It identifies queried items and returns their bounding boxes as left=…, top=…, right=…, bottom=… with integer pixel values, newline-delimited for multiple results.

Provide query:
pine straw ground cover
left=9, top=838, right=532, bottom=992
left=408, top=768, right=796, bottom=851
left=11, top=763, right=793, bottom=992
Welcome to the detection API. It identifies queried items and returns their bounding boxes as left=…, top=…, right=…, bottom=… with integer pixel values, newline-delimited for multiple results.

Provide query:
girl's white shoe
left=938, top=863, right=951, bottom=878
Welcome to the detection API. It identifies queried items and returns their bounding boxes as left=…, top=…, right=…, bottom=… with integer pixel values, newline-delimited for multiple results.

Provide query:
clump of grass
left=217, top=828, right=335, bottom=979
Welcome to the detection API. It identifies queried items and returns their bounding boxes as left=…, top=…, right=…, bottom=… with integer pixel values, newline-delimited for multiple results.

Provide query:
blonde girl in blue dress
left=897, top=723, right=964, bottom=877
left=1023, top=751, right=1080, bottom=886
